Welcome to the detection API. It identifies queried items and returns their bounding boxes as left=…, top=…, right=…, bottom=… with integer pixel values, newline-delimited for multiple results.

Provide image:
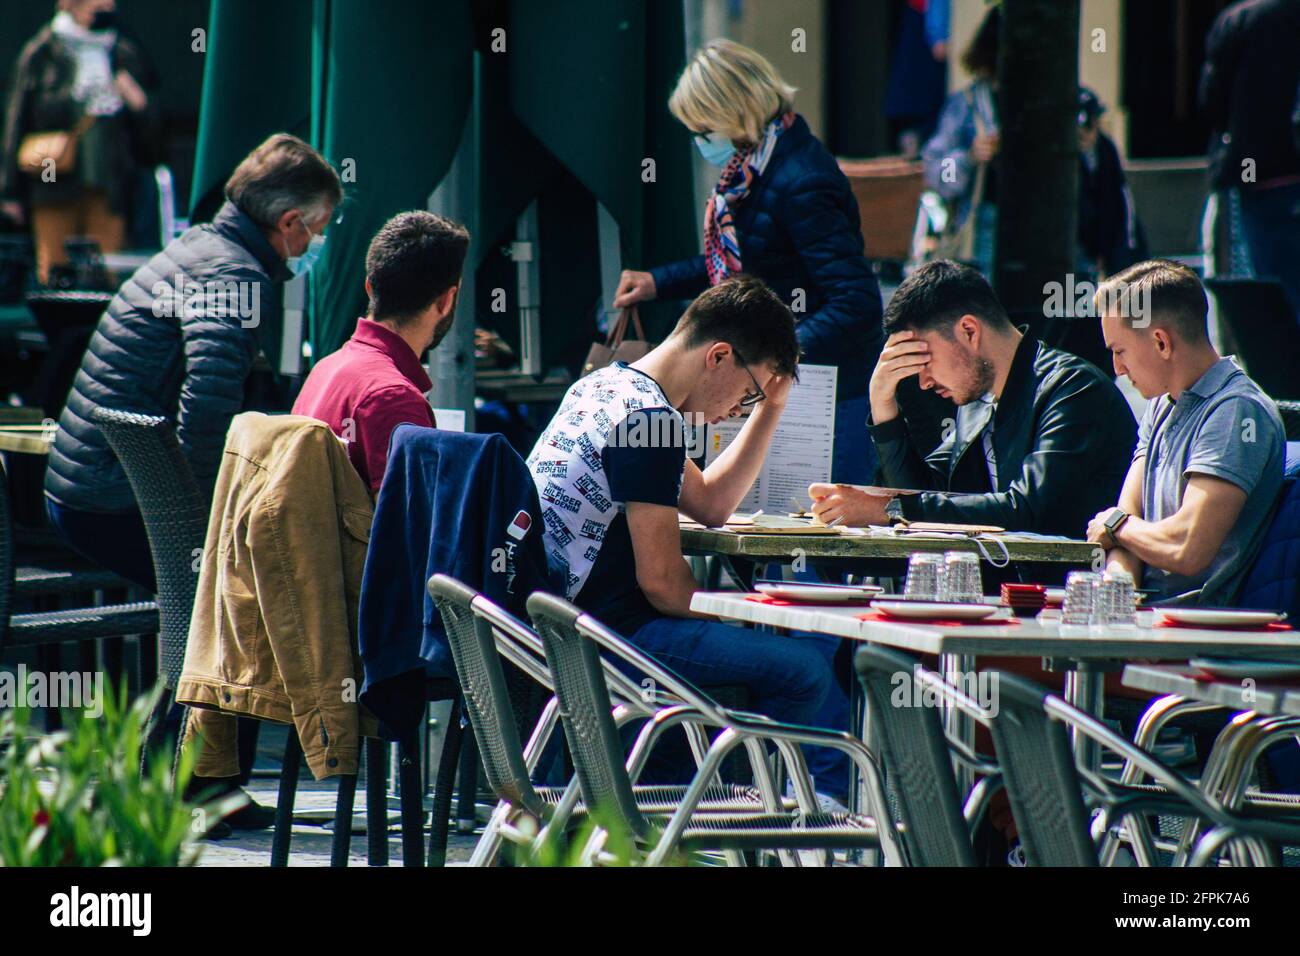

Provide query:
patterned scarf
left=703, top=111, right=797, bottom=285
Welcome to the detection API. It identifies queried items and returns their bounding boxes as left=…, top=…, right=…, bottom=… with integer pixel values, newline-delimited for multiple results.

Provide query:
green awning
left=188, top=0, right=313, bottom=222
left=307, top=0, right=474, bottom=361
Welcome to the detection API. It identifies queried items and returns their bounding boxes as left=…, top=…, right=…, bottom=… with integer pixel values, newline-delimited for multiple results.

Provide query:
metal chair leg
left=427, top=698, right=464, bottom=867
left=398, top=732, right=425, bottom=866
left=330, top=772, right=358, bottom=867
left=457, top=722, right=480, bottom=832
left=365, top=738, right=389, bottom=866
left=270, top=729, right=302, bottom=867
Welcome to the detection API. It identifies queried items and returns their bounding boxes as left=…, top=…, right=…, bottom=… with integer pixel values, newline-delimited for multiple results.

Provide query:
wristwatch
left=1102, top=507, right=1129, bottom=548
left=884, top=496, right=905, bottom=524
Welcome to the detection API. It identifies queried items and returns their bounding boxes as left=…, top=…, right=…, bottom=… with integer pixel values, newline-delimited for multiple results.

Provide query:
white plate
left=1189, top=659, right=1300, bottom=680
left=871, top=601, right=1001, bottom=621
left=754, top=583, right=883, bottom=603
left=1158, top=609, right=1286, bottom=628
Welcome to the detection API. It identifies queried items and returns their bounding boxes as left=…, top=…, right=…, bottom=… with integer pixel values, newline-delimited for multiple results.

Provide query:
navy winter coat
left=45, top=200, right=288, bottom=513
left=649, top=115, right=883, bottom=400
left=358, top=426, right=558, bottom=735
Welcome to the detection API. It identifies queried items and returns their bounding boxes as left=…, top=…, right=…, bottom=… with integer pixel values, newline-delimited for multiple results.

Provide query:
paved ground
left=194, top=721, right=482, bottom=867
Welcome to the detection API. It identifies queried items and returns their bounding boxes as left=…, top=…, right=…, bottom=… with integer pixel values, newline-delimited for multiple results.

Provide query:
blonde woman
left=613, top=39, right=883, bottom=486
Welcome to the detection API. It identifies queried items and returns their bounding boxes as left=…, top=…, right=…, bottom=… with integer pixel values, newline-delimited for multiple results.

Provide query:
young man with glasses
left=528, top=276, right=842, bottom=753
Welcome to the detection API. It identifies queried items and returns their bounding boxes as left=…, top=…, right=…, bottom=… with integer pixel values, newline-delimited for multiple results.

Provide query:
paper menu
left=702, top=363, right=837, bottom=515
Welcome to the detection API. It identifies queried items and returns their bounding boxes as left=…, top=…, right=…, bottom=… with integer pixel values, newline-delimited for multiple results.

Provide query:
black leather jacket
left=868, top=333, right=1137, bottom=537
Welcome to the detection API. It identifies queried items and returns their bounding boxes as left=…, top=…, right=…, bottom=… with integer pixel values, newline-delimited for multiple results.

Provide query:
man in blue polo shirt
left=1089, top=259, right=1284, bottom=605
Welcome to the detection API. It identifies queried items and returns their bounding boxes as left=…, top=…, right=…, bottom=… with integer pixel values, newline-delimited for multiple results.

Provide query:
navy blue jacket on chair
left=649, top=115, right=883, bottom=400
left=358, top=426, right=557, bottom=735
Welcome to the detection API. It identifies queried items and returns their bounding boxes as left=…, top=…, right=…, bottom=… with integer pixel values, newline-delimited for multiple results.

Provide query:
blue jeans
left=832, top=394, right=878, bottom=485
left=1239, top=181, right=1300, bottom=327
left=611, top=616, right=842, bottom=790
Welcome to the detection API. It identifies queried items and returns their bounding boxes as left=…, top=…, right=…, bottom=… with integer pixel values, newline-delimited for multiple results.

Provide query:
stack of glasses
left=904, top=551, right=985, bottom=603
left=1062, top=568, right=1137, bottom=626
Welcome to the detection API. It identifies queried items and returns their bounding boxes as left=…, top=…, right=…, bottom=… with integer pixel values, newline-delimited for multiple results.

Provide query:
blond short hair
left=1094, top=259, right=1209, bottom=342
left=668, top=39, right=797, bottom=147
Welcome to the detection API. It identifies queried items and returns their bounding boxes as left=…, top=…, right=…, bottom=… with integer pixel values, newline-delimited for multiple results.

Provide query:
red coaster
left=1154, top=619, right=1293, bottom=632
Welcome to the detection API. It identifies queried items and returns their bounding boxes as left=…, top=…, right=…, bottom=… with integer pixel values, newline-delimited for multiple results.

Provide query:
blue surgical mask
left=287, top=219, right=326, bottom=277
left=694, top=132, right=735, bottom=166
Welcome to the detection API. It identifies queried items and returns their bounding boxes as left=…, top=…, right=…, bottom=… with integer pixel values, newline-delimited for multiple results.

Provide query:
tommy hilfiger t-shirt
left=526, top=363, right=688, bottom=635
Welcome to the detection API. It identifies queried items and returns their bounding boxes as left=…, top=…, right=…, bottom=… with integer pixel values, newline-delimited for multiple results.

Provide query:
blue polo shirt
left=1136, top=357, right=1284, bottom=605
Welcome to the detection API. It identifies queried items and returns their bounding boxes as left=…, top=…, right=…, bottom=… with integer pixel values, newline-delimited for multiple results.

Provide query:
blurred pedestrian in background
left=0, top=0, right=159, bottom=284
left=922, top=4, right=999, bottom=276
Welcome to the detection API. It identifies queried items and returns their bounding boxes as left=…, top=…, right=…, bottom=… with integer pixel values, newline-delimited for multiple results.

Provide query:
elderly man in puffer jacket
left=44, top=133, right=342, bottom=591
left=42, top=133, right=341, bottom=837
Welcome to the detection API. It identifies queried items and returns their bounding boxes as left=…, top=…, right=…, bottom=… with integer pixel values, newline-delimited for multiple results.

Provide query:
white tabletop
left=1123, top=664, right=1300, bottom=716
left=691, top=591, right=1300, bottom=662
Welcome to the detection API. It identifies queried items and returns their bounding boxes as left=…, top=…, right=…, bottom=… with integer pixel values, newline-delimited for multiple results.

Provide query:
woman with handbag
left=921, top=5, right=1000, bottom=276
left=612, top=39, right=884, bottom=486
left=0, top=0, right=158, bottom=283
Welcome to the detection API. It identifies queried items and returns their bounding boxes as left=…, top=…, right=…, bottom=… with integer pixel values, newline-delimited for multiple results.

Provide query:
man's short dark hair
left=673, top=276, right=800, bottom=376
left=883, top=259, right=1012, bottom=338
left=1095, top=259, right=1209, bottom=342
left=365, top=211, right=470, bottom=323
left=225, top=133, right=343, bottom=229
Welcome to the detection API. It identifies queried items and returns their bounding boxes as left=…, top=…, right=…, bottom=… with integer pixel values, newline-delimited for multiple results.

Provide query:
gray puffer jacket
left=45, top=200, right=289, bottom=513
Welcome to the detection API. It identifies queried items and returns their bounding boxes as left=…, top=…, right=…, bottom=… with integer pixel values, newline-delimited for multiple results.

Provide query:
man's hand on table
left=808, top=482, right=895, bottom=527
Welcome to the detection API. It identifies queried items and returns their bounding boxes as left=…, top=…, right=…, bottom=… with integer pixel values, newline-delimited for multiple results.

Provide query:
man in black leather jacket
left=809, top=260, right=1136, bottom=538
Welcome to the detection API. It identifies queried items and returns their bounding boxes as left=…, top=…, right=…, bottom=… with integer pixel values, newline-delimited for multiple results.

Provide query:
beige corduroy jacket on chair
left=177, top=412, right=376, bottom=779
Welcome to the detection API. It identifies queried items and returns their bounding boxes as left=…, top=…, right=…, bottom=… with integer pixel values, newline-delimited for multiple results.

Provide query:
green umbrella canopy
left=188, top=0, right=313, bottom=222
left=308, top=0, right=474, bottom=361
left=506, top=0, right=696, bottom=341
left=508, top=0, right=647, bottom=266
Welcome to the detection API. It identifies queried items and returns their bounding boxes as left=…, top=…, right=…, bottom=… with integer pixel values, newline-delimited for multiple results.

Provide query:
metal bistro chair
left=951, top=668, right=1300, bottom=866
left=0, top=457, right=158, bottom=681
left=90, top=408, right=206, bottom=770
left=526, top=591, right=901, bottom=866
left=852, top=645, right=999, bottom=866
left=429, top=574, right=785, bottom=866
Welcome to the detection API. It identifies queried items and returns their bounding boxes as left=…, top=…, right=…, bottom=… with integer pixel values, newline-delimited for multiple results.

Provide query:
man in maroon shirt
left=293, top=210, right=470, bottom=493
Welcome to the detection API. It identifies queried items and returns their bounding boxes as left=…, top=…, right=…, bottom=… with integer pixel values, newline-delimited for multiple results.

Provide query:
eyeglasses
left=732, top=348, right=766, bottom=407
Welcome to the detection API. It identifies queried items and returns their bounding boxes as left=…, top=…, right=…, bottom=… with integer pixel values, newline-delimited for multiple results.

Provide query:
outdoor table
left=680, top=525, right=1101, bottom=591
left=690, top=591, right=1300, bottom=792
left=1122, top=663, right=1300, bottom=717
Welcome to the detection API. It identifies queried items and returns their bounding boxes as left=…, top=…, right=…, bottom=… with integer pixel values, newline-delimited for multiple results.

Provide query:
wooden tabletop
left=691, top=591, right=1300, bottom=662
left=1122, top=663, right=1300, bottom=716
left=0, top=425, right=54, bottom=455
left=680, top=525, right=1101, bottom=565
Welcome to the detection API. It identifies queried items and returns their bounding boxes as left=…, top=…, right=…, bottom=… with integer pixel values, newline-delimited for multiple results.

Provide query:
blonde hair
left=668, top=39, right=796, bottom=147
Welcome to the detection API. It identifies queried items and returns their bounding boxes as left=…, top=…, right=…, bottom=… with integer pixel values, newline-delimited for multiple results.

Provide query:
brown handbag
left=581, top=307, right=654, bottom=377
left=18, top=115, right=96, bottom=177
